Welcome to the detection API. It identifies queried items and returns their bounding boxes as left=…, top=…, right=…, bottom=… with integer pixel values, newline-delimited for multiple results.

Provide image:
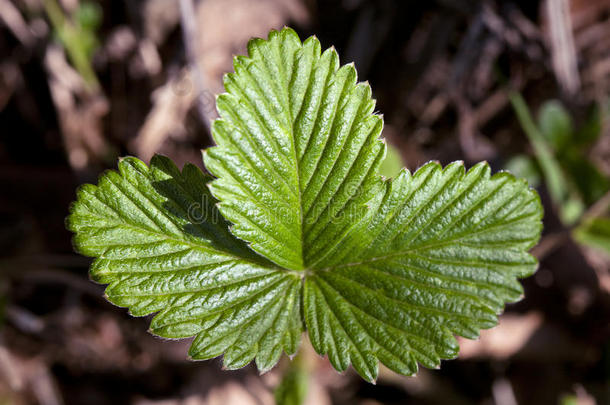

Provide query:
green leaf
left=67, top=155, right=302, bottom=372
left=303, top=162, right=541, bottom=381
left=574, top=102, right=604, bottom=146
left=204, top=28, right=385, bottom=271
left=504, top=154, right=541, bottom=188
left=379, top=143, right=405, bottom=179
left=538, top=100, right=572, bottom=152
left=574, top=217, right=610, bottom=255
left=68, top=28, right=543, bottom=382
left=561, top=149, right=610, bottom=206
left=76, top=1, right=103, bottom=31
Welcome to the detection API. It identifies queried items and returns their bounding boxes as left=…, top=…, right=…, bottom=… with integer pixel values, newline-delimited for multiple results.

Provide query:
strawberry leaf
left=68, top=28, right=543, bottom=381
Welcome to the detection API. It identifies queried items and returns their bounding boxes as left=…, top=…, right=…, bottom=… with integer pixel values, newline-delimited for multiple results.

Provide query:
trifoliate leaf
left=68, top=27, right=543, bottom=382
left=67, top=155, right=302, bottom=372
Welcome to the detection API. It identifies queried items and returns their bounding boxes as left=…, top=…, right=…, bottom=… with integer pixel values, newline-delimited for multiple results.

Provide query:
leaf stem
left=274, top=349, right=310, bottom=405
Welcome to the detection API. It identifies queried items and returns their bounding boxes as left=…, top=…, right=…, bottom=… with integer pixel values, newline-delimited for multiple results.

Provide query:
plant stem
left=274, top=350, right=310, bottom=405
left=43, top=0, right=100, bottom=90
left=509, top=91, right=583, bottom=225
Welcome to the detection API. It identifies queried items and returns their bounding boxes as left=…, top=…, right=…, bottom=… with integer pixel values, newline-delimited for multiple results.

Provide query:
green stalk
left=509, top=91, right=583, bottom=224
left=274, top=351, right=309, bottom=405
left=44, top=0, right=99, bottom=90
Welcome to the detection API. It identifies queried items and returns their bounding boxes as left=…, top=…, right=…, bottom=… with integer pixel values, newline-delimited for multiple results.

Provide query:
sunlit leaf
left=69, top=28, right=543, bottom=381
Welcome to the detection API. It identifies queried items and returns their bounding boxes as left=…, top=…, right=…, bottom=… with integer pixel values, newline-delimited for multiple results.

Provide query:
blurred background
left=1, top=0, right=610, bottom=404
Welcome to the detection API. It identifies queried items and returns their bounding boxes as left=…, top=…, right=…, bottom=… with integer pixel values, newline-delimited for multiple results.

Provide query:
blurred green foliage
left=504, top=154, right=541, bottom=188
left=44, top=0, right=103, bottom=89
left=559, top=394, right=579, bottom=405
left=274, top=357, right=309, bottom=405
left=574, top=217, right=610, bottom=255
left=509, top=93, right=609, bottom=226
left=509, top=93, right=610, bottom=257
left=379, top=143, right=405, bottom=179
left=538, top=101, right=609, bottom=207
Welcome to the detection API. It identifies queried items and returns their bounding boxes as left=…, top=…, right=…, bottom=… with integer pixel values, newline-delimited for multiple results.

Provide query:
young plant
left=508, top=94, right=609, bottom=225
left=67, top=28, right=543, bottom=382
left=508, top=94, right=610, bottom=256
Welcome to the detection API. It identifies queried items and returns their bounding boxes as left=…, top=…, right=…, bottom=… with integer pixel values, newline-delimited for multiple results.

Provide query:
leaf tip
left=280, top=25, right=299, bottom=39
left=257, top=366, right=272, bottom=376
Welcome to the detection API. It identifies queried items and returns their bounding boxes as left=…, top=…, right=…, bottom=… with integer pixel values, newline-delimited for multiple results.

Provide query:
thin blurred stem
left=274, top=350, right=309, bottom=405
left=509, top=91, right=566, bottom=205
left=510, top=91, right=587, bottom=225
left=43, top=0, right=100, bottom=90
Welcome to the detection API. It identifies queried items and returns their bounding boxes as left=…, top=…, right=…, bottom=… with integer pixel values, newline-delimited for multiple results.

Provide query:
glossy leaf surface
left=69, top=28, right=543, bottom=382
